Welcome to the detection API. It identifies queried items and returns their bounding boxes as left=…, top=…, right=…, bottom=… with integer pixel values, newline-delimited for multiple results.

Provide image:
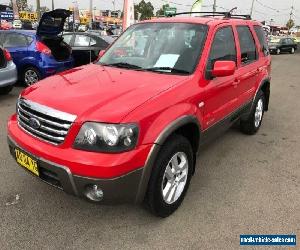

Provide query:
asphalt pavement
left=0, top=54, right=299, bottom=250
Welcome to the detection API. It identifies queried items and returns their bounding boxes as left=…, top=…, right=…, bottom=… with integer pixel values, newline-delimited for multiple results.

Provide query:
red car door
left=201, top=25, right=239, bottom=130
left=234, top=25, right=260, bottom=107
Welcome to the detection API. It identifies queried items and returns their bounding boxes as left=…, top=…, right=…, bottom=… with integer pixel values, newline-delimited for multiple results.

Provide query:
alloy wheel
left=254, top=98, right=264, bottom=128
left=24, top=69, right=39, bottom=86
left=161, top=152, right=189, bottom=205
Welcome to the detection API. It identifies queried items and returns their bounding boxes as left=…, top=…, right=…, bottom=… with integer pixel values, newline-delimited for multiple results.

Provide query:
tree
left=134, top=0, right=154, bottom=21
left=17, top=0, right=28, bottom=11
left=156, top=4, right=169, bottom=17
left=286, top=19, right=295, bottom=31
left=40, top=6, right=50, bottom=15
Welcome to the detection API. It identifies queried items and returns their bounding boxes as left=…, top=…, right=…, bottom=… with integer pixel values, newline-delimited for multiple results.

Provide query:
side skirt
left=199, top=101, right=252, bottom=147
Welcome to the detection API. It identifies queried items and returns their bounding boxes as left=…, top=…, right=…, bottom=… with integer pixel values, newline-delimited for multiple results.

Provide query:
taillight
left=36, top=41, right=52, bottom=56
left=3, top=49, right=12, bottom=61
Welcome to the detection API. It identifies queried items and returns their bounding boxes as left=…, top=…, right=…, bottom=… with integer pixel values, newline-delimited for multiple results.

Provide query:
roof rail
left=167, top=11, right=251, bottom=20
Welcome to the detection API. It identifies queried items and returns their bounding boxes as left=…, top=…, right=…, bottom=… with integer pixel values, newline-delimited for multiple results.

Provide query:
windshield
left=98, top=22, right=208, bottom=74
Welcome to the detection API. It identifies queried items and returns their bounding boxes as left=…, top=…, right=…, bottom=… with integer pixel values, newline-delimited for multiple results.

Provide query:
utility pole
left=89, top=0, right=93, bottom=29
left=52, top=0, right=55, bottom=11
left=250, top=0, right=255, bottom=17
left=289, top=5, right=294, bottom=20
left=112, top=0, right=116, bottom=11
left=36, top=0, right=41, bottom=21
left=213, top=0, right=217, bottom=13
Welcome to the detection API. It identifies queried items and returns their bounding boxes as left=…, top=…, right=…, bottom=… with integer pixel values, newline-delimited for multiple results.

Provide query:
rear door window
left=207, top=26, right=237, bottom=72
left=2, top=33, right=28, bottom=48
left=254, top=25, right=269, bottom=56
left=237, top=26, right=258, bottom=64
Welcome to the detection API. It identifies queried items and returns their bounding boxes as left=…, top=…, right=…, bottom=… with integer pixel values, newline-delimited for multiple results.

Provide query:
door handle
left=233, top=78, right=240, bottom=87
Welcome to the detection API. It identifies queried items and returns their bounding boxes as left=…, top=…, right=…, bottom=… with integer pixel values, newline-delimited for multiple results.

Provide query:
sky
left=0, top=0, right=299, bottom=26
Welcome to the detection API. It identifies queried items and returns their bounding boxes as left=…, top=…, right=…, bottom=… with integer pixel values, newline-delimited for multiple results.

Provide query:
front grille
left=17, top=98, right=77, bottom=145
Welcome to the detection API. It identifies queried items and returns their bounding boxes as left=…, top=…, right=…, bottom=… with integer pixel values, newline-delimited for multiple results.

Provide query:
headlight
left=73, top=122, right=139, bottom=153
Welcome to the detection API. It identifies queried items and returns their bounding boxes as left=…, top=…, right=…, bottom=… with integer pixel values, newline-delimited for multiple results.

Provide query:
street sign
left=164, top=7, right=177, bottom=16
left=0, top=10, right=13, bottom=21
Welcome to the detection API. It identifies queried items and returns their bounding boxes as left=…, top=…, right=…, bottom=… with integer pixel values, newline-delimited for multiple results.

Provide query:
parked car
left=0, top=47, right=17, bottom=94
left=12, top=19, right=22, bottom=29
left=268, top=37, right=298, bottom=54
left=0, top=20, right=11, bottom=30
left=22, top=20, right=33, bottom=30
left=7, top=13, right=271, bottom=217
left=62, top=32, right=114, bottom=66
left=0, top=9, right=73, bottom=86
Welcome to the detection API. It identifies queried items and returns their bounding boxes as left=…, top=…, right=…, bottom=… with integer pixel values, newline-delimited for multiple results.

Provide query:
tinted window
left=2, top=33, right=28, bottom=47
left=74, top=35, right=91, bottom=46
left=237, top=26, right=257, bottom=64
left=63, top=34, right=73, bottom=45
left=288, top=39, right=294, bottom=45
left=281, top=39, right=288, bottom=45
left=254, top=25, right=269, bottom=56
left=207, top=26, right=237, bottom=71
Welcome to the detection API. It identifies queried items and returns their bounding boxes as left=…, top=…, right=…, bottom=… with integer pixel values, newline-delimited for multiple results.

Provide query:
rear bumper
left=39, top=54, right=74, bottom=78
left=8, top=136, right=144, bottom=204
left=0, top=61, right=17, bottom=87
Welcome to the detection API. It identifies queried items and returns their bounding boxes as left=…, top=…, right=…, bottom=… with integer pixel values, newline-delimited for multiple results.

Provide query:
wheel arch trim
left=135, top=115, right=201, bottom=204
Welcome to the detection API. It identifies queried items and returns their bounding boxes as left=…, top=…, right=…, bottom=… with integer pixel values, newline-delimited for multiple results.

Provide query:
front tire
left=276, top=48, right=281, bottom=55
left=290, top=47, right=295, bottom=54
left=22, top=67, right=41, bottom=86
left=240, top=90, right=265, bottom=135
left=145, top=135, right=193, bottom=217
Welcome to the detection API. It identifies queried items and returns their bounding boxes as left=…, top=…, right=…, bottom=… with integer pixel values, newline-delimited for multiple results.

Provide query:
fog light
left=85, top=185, right=104, bottom=202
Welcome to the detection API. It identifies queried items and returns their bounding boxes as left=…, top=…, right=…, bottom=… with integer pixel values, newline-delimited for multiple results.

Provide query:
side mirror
left=211, top=61, right=236, bottom=78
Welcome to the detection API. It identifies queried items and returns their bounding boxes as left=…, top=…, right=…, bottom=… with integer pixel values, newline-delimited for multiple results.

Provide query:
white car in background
left=78, top=25, right=88, bottom=32
left=12, top=20, right=22, bottom=29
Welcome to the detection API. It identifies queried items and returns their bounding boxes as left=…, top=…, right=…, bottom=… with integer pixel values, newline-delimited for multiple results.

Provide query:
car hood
left=37, top=9, right=72, bottom=36
left=21, top=64, right=187, bottom=123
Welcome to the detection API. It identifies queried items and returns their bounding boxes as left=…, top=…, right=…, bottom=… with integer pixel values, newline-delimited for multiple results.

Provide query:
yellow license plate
left=15, top=148, right=39, bottom=176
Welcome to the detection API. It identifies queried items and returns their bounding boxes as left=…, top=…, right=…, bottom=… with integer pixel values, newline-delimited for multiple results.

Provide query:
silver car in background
left=0, top=47, right=17, bottom=95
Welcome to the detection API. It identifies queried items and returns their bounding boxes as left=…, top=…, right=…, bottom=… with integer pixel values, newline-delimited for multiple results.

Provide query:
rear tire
left=145, top=135, right=193, bottom=218
left=240, top=90, right=265, bottom=135
left=0, top=85, right=13, bottom=95
left=22, top=67, right=41, bottom=86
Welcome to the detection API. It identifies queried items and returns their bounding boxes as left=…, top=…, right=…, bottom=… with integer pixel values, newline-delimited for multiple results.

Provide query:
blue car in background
left=0, top=9, right=73, bottom=86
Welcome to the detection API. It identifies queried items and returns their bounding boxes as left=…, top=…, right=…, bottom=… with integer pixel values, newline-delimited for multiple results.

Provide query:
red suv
left=7, top=13, right=271, bottom=217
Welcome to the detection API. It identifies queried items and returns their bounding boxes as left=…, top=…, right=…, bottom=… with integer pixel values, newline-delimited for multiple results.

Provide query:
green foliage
left=134, top=0, right=154, bottom=21
left=156, top=4, right=170, bottom=17
left=286, top=19, right=295, bottom=30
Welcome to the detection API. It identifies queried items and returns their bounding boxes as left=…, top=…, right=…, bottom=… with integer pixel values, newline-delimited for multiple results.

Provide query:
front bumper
left=8, top=136, right=144, bottom=204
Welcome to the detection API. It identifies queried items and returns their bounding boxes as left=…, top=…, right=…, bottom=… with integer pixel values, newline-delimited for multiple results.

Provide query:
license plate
left=15, top=148, right=39, bottom=176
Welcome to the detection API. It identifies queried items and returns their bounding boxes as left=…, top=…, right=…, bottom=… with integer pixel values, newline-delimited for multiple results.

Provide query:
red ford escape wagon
left=7, top=11, right=271, bottom=217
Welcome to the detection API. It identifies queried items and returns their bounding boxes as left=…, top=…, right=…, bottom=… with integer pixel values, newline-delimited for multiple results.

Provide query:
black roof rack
left=167, top=11, right=251, bottom=20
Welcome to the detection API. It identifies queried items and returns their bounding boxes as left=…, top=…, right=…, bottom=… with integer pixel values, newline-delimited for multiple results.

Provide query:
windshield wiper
left=101, top=62, right=142, bottom=70
left=145, top=67, right=190, bottom=74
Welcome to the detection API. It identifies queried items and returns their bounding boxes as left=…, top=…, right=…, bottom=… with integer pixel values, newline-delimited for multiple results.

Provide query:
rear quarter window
left=2, top=33, right=28, bottom=47
left=254, top=25, right=269, bottom=56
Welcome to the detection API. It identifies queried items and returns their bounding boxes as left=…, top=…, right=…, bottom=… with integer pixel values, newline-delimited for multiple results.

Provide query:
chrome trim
left=17, top=98, right=77, bottom=145
left=18, top=103, right=71, bottom=129
left=18, top=118, right=65, bottom=143
left=19, top=99, right=77, bottom=122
